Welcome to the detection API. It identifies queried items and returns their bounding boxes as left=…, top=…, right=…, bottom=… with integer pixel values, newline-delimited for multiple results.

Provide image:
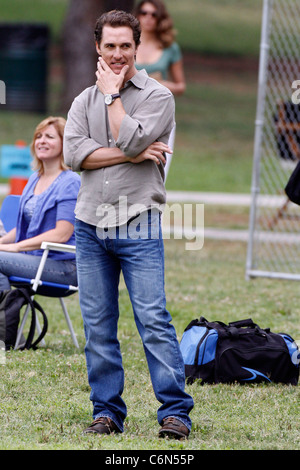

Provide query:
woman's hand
left=0, top=228, right=16, bottom=245
left=0, top=243, right=19, bottom=252
left=0, top=221, right=74, bottom=253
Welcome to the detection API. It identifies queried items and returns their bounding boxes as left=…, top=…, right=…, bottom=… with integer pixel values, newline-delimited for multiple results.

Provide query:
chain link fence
left=246, top=0, right=300, bottom=280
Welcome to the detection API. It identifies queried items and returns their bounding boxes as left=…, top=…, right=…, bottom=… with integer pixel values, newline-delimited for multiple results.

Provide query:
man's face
left=96, top=25, right=137, bottom=80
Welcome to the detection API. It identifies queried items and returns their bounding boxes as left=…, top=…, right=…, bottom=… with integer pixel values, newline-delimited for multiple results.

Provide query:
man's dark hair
left=94, top=10, right=141, bottom=47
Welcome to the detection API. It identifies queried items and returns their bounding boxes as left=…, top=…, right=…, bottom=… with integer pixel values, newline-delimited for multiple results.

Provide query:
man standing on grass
left=64, top=9, right=193, bottom=439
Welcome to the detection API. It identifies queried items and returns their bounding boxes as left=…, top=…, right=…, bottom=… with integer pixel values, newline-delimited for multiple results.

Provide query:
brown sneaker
left=158, top=417, right=190, bottom=440
left=83, top=416, right=121, bottom=435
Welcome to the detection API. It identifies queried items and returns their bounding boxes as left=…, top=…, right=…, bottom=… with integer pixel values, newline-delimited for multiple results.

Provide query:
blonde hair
left=30, top=116, right=69, bottom=175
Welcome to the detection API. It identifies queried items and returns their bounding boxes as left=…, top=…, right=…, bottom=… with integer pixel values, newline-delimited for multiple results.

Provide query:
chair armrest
left=40, top=241, right=76, bottom=254
left=31, top=242, right=76, bottom=291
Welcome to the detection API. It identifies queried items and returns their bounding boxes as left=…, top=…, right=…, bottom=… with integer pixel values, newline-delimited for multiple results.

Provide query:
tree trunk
left=61, top=0, right=104, bottom=112
left=105, top=0, right=134, bottom=10
left=61, top=0, right=135, bottom=112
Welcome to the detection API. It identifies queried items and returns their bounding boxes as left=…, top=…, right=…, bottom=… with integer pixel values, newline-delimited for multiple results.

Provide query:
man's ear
left=95, top=42, right=101, bottom=56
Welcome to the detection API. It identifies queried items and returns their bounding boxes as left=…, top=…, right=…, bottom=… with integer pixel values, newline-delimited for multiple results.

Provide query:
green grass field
left=1, top=239, right=299, bottom=450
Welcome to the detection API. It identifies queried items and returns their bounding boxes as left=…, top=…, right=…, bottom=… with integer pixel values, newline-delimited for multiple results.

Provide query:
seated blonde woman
left=0, top=116, right=81, bottom=290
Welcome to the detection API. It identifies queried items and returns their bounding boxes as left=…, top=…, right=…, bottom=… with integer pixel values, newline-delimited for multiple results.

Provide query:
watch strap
left=105, top=93, right=121, bottom=105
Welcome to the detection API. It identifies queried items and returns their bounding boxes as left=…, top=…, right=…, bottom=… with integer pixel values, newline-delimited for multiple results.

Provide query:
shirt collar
left=125, top=69, right=148, bottom=90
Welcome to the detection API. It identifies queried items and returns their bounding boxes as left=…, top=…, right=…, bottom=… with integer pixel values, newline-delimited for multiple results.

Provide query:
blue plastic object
left=0, top=145, right=33, bottom=178
left=0, top=194, right=20, bottom=232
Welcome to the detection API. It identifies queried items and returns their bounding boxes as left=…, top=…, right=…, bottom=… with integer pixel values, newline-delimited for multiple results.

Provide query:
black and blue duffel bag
left=180, top=317, right=299, bottom=385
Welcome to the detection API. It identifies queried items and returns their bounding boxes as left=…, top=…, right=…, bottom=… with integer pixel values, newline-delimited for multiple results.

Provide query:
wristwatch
left=104, top=93, right=121, bottom=105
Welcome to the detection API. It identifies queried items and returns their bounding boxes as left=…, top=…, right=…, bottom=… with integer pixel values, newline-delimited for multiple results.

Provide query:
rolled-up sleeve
left=64, top=93, right=102, bottom=172
left=56, top=176, right=81, bottom=224
left=116, top=88, right=175, bottom=157
left=64, top=73, right=175, bottom=169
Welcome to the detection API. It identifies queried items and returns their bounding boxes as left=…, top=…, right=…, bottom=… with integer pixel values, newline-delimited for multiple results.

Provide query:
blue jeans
left=75, top=213, right=194, bottom=432
left=0, top=252, right=77, bottom=291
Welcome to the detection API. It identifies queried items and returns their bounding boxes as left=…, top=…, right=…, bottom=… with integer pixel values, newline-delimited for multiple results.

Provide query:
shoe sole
left=158, top=429, right=189, bottom=439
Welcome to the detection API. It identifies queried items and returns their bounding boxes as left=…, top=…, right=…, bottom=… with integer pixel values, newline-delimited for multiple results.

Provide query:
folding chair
left=0, top=195, right=79, bottom=348
left=12, top=242, right=79, bottom=349
left=0, top=194, right=21, bottom=232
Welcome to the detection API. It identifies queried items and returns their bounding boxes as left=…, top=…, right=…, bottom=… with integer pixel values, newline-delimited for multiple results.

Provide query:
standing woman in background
left=134, top=0, right=186, bottom=96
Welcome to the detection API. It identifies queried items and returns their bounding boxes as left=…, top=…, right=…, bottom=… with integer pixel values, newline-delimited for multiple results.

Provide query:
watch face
left=104, top=94, right=112, bottom=105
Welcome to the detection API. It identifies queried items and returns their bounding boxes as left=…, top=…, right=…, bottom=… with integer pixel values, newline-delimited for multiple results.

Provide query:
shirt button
left=105, top=180, right=109, bottom=184
left=108, top=139, right=112, bottom=143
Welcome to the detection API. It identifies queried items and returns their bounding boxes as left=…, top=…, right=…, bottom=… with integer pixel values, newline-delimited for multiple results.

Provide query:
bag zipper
left=218, top=345, right=289, bottom=362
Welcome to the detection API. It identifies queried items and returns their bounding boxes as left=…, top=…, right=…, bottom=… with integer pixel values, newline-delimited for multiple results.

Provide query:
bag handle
left=15, top=288, right=36, bottom=350
left=200, top=317, right=265, bottom=338
left=17, top=288, right=48, bottom=350
left=228, top=318, right=256, bottom=328
left=29, top=299, right=48, bottom=350
left=227, top=318, right=268, bottom=339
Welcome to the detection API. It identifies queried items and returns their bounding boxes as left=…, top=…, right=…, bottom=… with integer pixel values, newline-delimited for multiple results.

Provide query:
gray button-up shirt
left=64, top=69, right=175, bottom=228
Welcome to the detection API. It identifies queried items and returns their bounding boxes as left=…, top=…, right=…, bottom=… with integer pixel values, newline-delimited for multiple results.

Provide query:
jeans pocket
left=127, top=209, right=160, bottom=240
